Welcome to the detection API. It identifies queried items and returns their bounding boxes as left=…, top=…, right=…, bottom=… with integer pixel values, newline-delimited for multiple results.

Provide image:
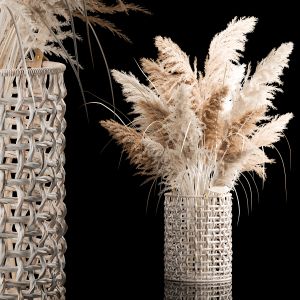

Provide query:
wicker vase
left=164, top=280, right=232, bottom=299
left=164, top=193, right=232, bottom=283
left=0, top=62, right=67, bottom=299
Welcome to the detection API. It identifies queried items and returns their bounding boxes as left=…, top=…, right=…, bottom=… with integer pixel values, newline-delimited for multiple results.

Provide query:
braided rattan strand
left=164, top=280, right=232, bottom=299
left=164, top=193, right=232, bottom=283
left=0, top=62, right=67, bottom=299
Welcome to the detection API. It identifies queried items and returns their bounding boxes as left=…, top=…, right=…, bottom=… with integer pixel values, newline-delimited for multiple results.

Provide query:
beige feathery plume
left=111, top=70, right=158, bottom=105
left=100, top=120, right=143, bottom=154
left=203, top=17, right=257, bottom=89
left=251, top=113, right=293, bottom=148
left=141, top=36, right=200, bottom=103
left=133, top=100, right=169, bottom=145
left=100, top=120, right=156, bottom=175
left=163, top=84, right=203, bottom=155
left=218, top=107, right=268, bottom=164
left=154, top=36, right=195, bottom=82
left=111, top=69, right=170, bottom=136
left=206, top=17, right=257, bottom=66
left=215, top=112, right=293, bottom=185
left=239, top=42, right=293, bottom=112
left=136, top=98, right=169, bottom=124
left=140, top=57, right=180, bottom=101
left=213, top=160, right=243, bottom=187
left=217, top=122, right=249, bottom=180
left=202, top=86, right=228, bottom=150
left=230, top=106, right=268, bottom=137
left=242, top=148, right=274, bottom=179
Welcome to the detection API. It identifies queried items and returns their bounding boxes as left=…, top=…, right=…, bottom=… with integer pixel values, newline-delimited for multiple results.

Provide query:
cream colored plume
left=202, top=17, right=257, bottom=95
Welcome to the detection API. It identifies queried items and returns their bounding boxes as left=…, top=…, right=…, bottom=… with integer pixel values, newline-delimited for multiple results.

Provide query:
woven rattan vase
left=0, top=61, right=67, bottom=299
left=164, top=193, right=232, bottom=283
left=164, top=280, right=232, bottom=299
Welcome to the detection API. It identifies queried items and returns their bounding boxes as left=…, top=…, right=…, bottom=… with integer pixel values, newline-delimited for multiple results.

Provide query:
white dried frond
left=214, top=110, right=292, bottom=186
left=206, top=17, right=257, bottom=66
left=202, top=86, right=228, bottom=150
left=133, top=98, right=169, bottom=136
left=242, top=148, right=274, bottom=179
left=111, top=69, right=171, bottom=144
left=163, top=84, right=203, bottom=154
left=202, top=17, right=257, bottom=94
left=142, top=137, right=164, bottom=160
left=251, top=113, right=293, bottom=148
left=252, top=42, right=293, bottom=85
left=164, top=149, right=216, bottom=196
left=213, top=160, right=243, bottom=188
left=112, top=70, right=159, bottom=105
left=141, top=37, right=200, bottom=104
left=100, top=120, right=158, bottom=177
left=112, top=69, right=168, bottom=122
left=141, top=57, right=183, bottom=101
left=241, top=42, right=293, bottom=109
left=155, top=36, right=196, bottom=82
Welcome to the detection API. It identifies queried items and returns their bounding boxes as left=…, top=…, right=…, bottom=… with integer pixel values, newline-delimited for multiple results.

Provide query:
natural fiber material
left=101, top=19, right=293, bottom=195
left=164, top=280, right=232, bottom=299
left=164, top=193, right=232, bottom=282
left=0, top=61, right=67, bottom=299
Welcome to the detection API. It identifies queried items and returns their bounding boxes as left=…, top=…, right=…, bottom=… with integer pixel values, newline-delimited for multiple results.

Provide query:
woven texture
left=164, top=280, right=232, bottom=299
left=0, top=62, right=67, bottom=299
left=164, top=193, right=232, bottom=283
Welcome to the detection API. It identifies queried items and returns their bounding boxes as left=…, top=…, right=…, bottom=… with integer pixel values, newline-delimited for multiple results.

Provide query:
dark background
left=63, top=1, right=299, bottom=299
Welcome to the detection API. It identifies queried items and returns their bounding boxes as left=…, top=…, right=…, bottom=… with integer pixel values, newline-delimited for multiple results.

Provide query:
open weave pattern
left=164, top=280, right=232, bottom=299
left=0, top=62, right=67, bottom=300
left=164, top=193, right=232, bottom=283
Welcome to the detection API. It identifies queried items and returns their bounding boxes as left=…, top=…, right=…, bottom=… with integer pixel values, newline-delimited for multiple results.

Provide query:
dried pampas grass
left=0, top=1, right=148, bottom=117
left=101, top=17, right=293, bottom=196
left=0, top=1, right=147, bottom=70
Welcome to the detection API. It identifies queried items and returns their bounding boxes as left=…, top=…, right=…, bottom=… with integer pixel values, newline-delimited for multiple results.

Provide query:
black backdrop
left=63, top=1, right=299, bottom=299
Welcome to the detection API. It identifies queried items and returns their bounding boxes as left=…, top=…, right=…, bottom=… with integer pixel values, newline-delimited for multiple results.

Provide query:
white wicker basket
left=164, top=193, right=232, bottom=283
left=0, top=62, right=67, bottom=299
left=164, top=280, right=232, bottom=299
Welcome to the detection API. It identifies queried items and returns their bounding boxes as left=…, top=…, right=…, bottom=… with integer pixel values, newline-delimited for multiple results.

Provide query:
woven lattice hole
left=9, top=138, right=17, bottom=144
left=44, top=181, right=52, bottom=188
left=45, top=147, right=52, bottom=154
left=45, top=113, right=51, bottom=122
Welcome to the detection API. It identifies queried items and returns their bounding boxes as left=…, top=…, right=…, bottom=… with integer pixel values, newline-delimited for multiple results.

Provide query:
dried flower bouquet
left=101, top=17, right=293, bottom=197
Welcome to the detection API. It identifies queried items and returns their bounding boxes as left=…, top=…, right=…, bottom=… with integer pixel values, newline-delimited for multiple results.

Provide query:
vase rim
left=0, top=61, right=66, bottom=77
left=165, top=192, right=231, bottom=198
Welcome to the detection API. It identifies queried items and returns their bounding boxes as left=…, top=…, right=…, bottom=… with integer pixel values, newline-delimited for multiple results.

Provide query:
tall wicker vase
left=164, top=193, right=232, bottom=283
left=0, top=61, right=67, bottom=299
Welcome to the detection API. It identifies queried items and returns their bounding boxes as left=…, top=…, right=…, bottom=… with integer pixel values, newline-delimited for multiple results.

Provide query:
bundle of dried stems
left=0, top=0, right=146, bottom=70
left=101, top=17, right=293, bottom=196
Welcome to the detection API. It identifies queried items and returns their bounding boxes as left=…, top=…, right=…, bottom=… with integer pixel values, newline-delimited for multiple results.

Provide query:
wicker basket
left=164, top=193, right=232, bottom=283
left=0, top=62, right=67, bottom=299
left=164, top=280, right=232, bottom=299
